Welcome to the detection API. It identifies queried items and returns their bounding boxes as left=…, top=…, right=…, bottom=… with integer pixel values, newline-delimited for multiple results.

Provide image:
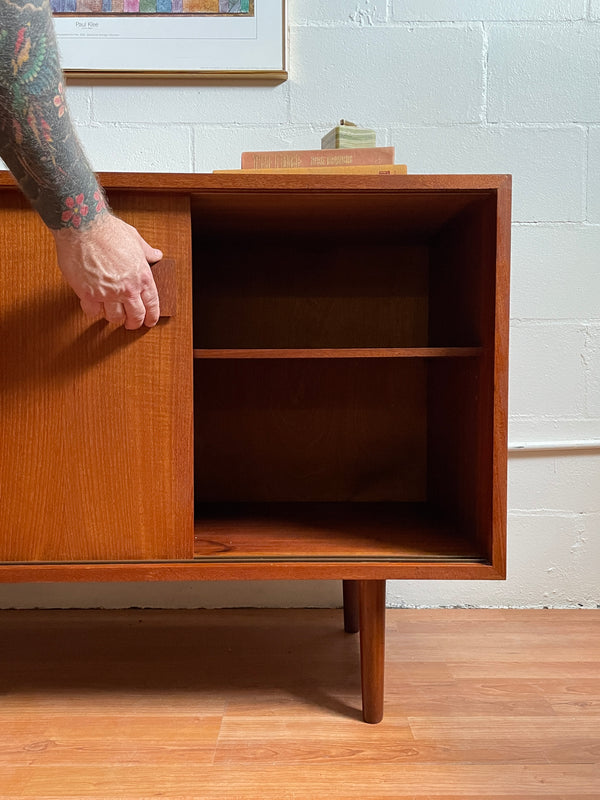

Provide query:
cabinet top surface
left=0, top=171, right=511, bottom=193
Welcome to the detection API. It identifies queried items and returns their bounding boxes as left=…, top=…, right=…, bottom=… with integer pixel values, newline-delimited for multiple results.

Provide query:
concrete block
left=509, top=416, right=600, bottom=446
left=387, top=513, right=599, bottom=608
left=391, top=125, right=584, bottom=222
left=584, top=325, right=600, bottom=416
left=92, top=83, right=289, bottom=126
left=500, top=513, right=598, bottom=606
left=290, top=0, right=386, bottom=26
left=290, top=25, right=484, bottom=125
left=488, top=23, right=600, bottom=123
left=508, top=454, right=600, bottom=513
left=64, top=85, right=92, bottom=126
left=392, top=0, right=585, bottom=21
left=77, top=124, right=192, bottom=172
left=511, top=225, right=600, bottom=319
left=509, top=322, right=587, bottom=417
left=194, top=125, right=296, bottom=172
left=585, top=128, right=600, bottom=222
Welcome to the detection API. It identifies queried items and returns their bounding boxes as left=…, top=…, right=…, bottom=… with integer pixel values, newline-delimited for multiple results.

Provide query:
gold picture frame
left=53, top=0, right=287, bottom=81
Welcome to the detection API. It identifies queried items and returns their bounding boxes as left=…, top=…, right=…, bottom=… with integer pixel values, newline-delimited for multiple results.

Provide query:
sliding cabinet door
left=0, top=190, right=193, bottom=561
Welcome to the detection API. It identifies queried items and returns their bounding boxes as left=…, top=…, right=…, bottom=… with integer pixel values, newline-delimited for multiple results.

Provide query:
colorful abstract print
left=50, top=0, right=251, bottom=13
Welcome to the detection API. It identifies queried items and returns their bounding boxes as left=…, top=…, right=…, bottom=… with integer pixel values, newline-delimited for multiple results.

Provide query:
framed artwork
left=51, top=0, right=287, bottom=80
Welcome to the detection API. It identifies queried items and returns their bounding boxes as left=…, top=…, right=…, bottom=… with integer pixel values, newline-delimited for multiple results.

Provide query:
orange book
left=240, top=146, right=395, bottom=170
left=215, top=164, right=407, bottom=175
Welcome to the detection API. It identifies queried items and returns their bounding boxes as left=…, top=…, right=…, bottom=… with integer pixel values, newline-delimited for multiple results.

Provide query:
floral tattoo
left=0, top=0, right=108, bottom=229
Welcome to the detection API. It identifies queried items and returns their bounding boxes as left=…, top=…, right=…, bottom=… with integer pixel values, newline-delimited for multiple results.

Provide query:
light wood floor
left=0, top=608, right=598, bottom=798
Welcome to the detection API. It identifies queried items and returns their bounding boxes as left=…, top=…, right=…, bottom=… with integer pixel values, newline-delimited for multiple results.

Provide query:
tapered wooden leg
left=342, top=580, right=360, bottom=633
left=358, top=579, right=386, bottom=724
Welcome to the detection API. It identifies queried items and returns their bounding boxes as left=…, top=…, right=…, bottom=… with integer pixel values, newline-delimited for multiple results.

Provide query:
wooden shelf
left=194, top=502, right=485, bottom=563
left=193, top=348, right=483, bottom=359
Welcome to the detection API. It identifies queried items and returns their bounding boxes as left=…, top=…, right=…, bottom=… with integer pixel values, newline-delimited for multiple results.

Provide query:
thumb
left=139, top=235, right=163, bottom=264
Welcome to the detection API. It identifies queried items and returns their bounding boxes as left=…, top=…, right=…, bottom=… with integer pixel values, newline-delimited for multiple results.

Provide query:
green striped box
left=321, top=125, right=377, bottom=150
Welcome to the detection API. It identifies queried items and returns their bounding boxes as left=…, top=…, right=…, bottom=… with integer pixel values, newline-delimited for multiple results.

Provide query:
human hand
left=51, top=213, right=163, bottom=329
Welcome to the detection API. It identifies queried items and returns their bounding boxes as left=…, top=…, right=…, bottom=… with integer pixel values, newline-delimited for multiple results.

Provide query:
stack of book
left=214, top=146, right=406, bottom=175
left=214, top=121, right=406, bottom=175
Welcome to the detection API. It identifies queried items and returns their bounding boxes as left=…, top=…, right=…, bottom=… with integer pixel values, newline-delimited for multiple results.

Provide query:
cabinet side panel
left=428, top=196, right=499, bottom=562
left=0, top=191, right=193, bottom=561
left=492, top=180, right=511, bottom=577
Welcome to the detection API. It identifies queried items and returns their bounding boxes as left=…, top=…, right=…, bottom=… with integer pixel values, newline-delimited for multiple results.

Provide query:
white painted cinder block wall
left=1, top=0, right=599, bottom=609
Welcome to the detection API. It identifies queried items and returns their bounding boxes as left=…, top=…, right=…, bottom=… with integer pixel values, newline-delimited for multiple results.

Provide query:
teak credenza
left=0, top=173, right=511, bottom=723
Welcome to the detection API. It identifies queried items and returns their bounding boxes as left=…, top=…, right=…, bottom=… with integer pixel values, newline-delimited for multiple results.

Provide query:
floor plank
left=6, top=764, right=600, bottom=798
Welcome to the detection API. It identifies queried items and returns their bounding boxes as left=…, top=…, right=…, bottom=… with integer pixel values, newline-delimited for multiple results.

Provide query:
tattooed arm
left=0, top=0, right=161, bottom=328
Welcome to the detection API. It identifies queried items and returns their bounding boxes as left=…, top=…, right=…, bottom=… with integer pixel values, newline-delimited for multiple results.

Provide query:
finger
left=141, top=285, right=160, bottom=328
left=122, top=296, right=147, bottom=330
left=103, top=301, right=126, bottom=325
left=80, top=296, right=103, bottom=317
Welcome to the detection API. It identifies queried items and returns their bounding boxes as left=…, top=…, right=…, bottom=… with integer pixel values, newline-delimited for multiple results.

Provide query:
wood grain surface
left=194, top=242, right=429, bottom=350
left=359, top=580, right=386, bottom=723
left=193, top=347, right=483, bottom=359
left=0, top=171, right=513, bottom=193
left=194, top=359, right=429, bottom=504
left=151, top=258, right=177, bottom=317
left=0, top=191, right=194, bottom=561
left=193, top=502, right=482, bottom=560
left=0, top=608, right=597, bottom=798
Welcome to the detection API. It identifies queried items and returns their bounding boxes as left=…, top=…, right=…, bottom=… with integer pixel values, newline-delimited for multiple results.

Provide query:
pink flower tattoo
left=53, top=83, right=66, bottom=118
left=61, top=194, right=89, bottom=228
left=94, top=189, right=107, bottom=215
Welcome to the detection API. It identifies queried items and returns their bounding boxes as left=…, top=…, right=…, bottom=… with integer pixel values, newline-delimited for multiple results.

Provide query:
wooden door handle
left=151, top=258, right=176, bottom=317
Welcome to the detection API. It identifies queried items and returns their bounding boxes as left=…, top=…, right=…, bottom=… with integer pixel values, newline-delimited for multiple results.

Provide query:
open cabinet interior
left=191, top=188, right=499, bottom=565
